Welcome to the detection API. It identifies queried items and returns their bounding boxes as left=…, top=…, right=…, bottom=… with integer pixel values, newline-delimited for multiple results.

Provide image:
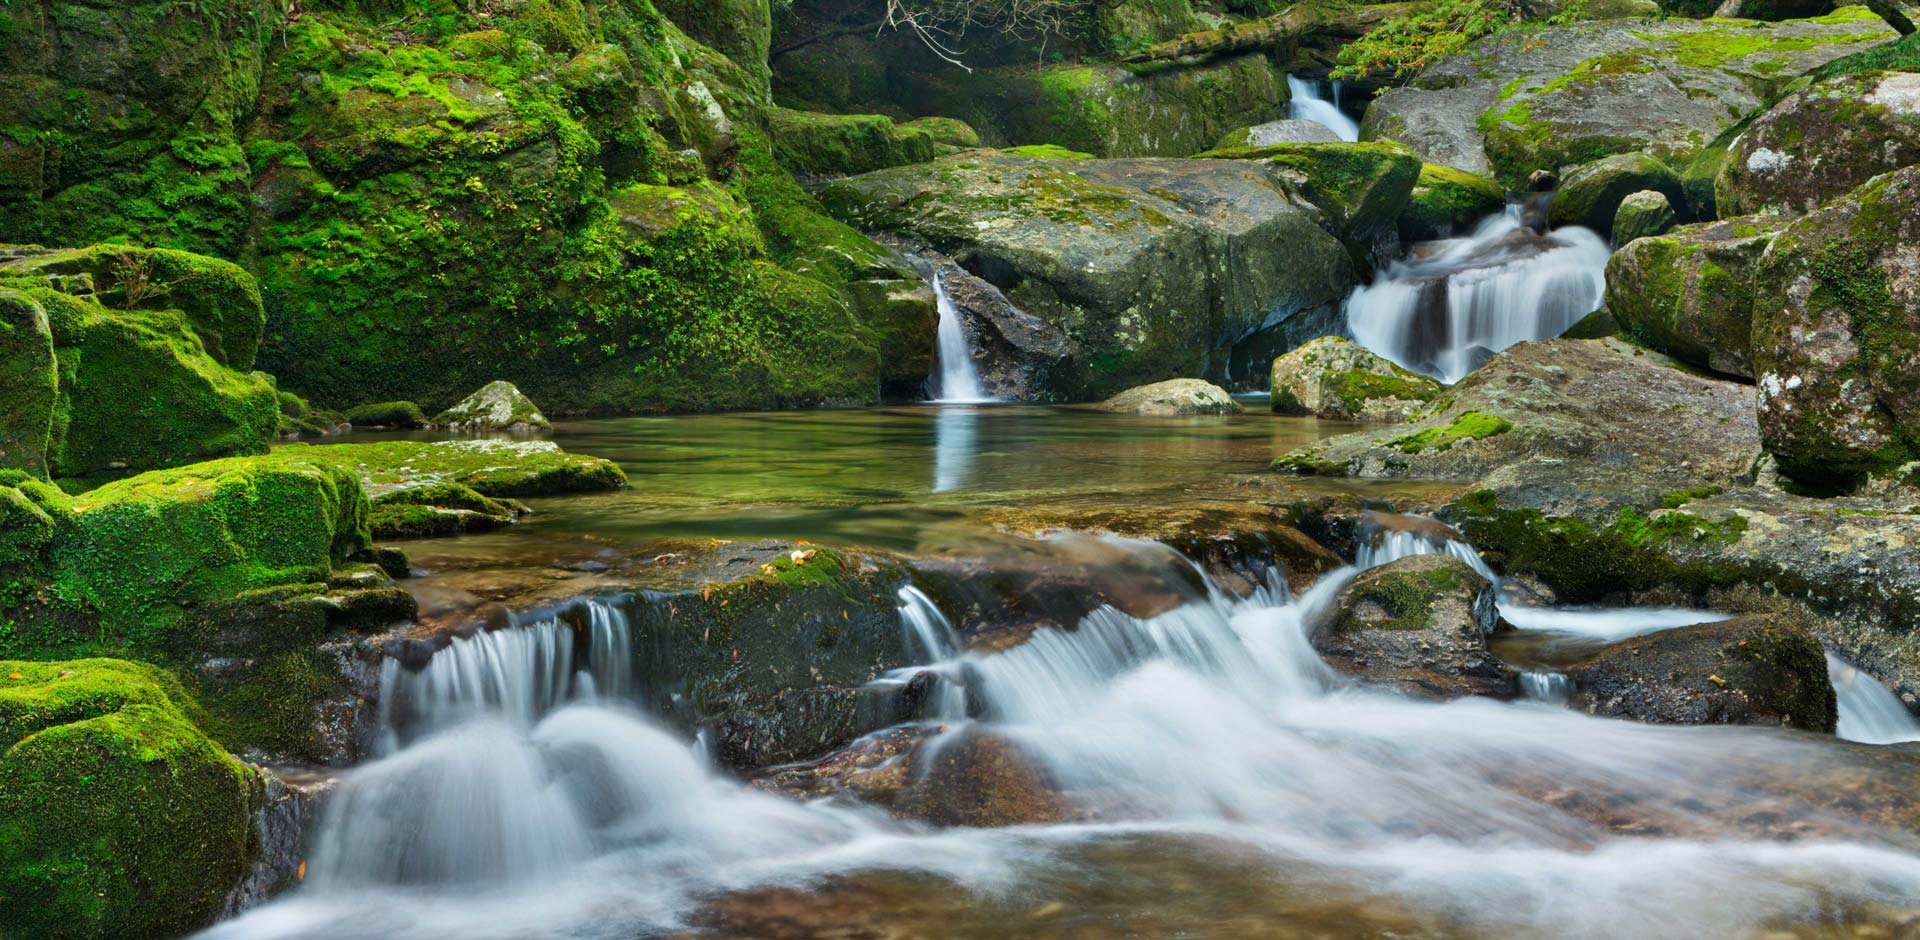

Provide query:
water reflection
left=931, top=405, right=980, bottom=493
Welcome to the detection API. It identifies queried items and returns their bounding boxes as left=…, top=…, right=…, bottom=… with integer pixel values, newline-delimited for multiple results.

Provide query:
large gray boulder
left=432, top=380, right=551, bottom=432
left=1101, top=378, right=1241, bottom=415
left=1606, top=214, right=1787, bottom=379
left=1718, top=68, right=1920, bottom=218
left=1752, top=164, right=1920, bottom=489
left=1269, top=336, right=1441, bottom=422
left=820, top=154, right=1355, bottom=399
left=1214, top=118, right=1343, bottom=148
left=1362, top=10, right=1896, bottom=185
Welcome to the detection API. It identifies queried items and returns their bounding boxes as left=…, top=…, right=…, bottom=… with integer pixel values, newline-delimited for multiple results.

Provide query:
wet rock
left=1100, top=378, right=1241, bottom=415
left=1270, top=336, right=1442, bottom=423
left=1214, top=118, right=1344, bottom=148
left=431, top=380, right=552, bottom=432
left=1399, top=164, right=1508, bottom=243
left=1566, top=614, right=1837, bottom=731
left=1717, top=68, right=1920, bottom=218
left=1606, top=214, right=1786, bottom=379
left=895, top=728, right=1077, bottom=826
left=751, top=724, right=933, bottom=807
left=820, top=153, right=1354, bottom=399
left=1316, top=554, right=1519, bottom=699
left=1362, top=10, right=1895, bottom=184
left=1610, top=190, right=1676, bottom=247
left=223, top=769, right=336, bottom=916
left=1751, top=164, right=1920, bottom=489
left=1548, top=153, right=1686, bottom=238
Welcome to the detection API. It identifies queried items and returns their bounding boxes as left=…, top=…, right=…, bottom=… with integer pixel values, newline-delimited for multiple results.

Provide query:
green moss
left=1344, top=565, right=1464, bottom=632
left=1270, top=449, right=1347, bottom=475
left=0, top=290, right=57, bottom=477
left=1200, top=141, right=1422, bottom=240
left=1002, top=144, right=1097, bottom=159
left=1815, top=31, right=1920, bottom=81
left=1390, top=411, right=1513, bottom=454
left=287, top=439, right=626, bottom=498
left=1661, top=484, right=1724, bottom=507
left=1331, top=367, right=1442, bottom=411
left=767, top=108, right=938, bottom=177
left=343, top=401, right=427, bottom=427
left=0, top=658, right=257, bottom=940
left=1400, top=164, right=1507, bottom=241
left=368, top=479, right=520, bottom=538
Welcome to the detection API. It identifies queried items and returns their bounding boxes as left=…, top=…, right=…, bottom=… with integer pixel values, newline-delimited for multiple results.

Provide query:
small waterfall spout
left=1347, top=211, right=1609, bottom=384
left=1288, top=74, right=1360, bottom=142
left=930, top=274, right=992, bottom=403
left=1828, top=652, right=1920, bottom=745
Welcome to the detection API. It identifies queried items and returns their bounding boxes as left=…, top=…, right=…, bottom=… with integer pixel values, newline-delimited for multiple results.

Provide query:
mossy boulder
left=1316, top=554, right=1518, bottom=700
left=1100, top=378, right=1241, bottom=415
left=274, top=389, right=347, bottom=439
left=1399, top=164, right=1507, bottom=243
left=1269, top=336, right=1442, bottom=423
left=1717, top=68, right=1920, bottom=218
left=0, top=289, right=57, bottom=476
left=1751, top=165, right=1920, bottom=489
left=1199, top=141, right=1423, bottom=244
left=767, top=108, right=938, bottom=177
left=1605, top=214, right=1786, bottom=379
left=0, top=659, right=258, bottom=940
left=431, top=380, right=551, bottom=432
left=821, top=154, right=1353, bottom=399
left=369, top=482, right=525, bottom=539
left=299, top=439, right=626, bottom=500
left=1548, top=153, right=1686, bottom=237
left=343, top=401, right=427, bottom=429
left=900, top=116, right=980, bottom=149
left=1610, top=189, right=1676, bottom=247
left=0, top=250, right=279, bottom=480
left=1566, top=614, right=1837, bottom=730
left=1363, top=10, right=1897, bottom=185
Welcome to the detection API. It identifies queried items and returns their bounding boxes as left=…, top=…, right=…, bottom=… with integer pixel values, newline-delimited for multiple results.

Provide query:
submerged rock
left=895, top=728, right=1077, bottom=826
left=1567, top=614, right=1837, bottom=731
left=1269, top=336, right=1442, bottom=423
left=1717, top=68, right=1920, bottom=218
left=0, top=659, right=259, bottom=939
left=432, top=381, right=552, bottom=432
left=1100, top=378, right=1241, bottom=415
left=1316, top=554, right=1518, bottom=699
left=822, top=153, right=1353, bottom=399
left=1362, top=10, right=1896, bottom=184
left=1606, top=214, right=1785, bottom=379
left=305, top=439, right=626, bottom=499
left=1751, top=164, right=1920, bottom=489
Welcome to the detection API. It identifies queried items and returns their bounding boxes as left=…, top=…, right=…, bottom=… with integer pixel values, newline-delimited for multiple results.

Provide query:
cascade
left=1347, top=211, right=1610, bottom=384
left=1520, top=671, right=1571, bottom=703
left=930, top=274, right=992, bottom=403
left=1828, top=652, right=1920, bottom=745
left=1288, top=74, right=1360, bottom=142
left=207, top=535, right=1920, bottom=940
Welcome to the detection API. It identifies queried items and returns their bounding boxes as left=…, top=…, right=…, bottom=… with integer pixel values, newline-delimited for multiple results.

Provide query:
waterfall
left=1347, top=211, right=1610, bottom=384
left=1288, top=74, right=1360, bottom=142
left=1520, top=671, right=1571, bottom=703
left=1828, top=652, right=1920, bottom=745
left=206, top=535, right=1920, bottom=940
left=930, top=274, right=991, bottom=403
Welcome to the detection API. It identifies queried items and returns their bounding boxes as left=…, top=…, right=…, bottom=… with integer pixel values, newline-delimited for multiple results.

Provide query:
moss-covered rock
left=767, top=108, right=938, bottom=177
left=0, top=290, right=57, bottom=477
left=274, top=389, right=348, bottom=439
left=0, top=245, right=264, bottom=369
left=0, top=658, right=258, bottom=940
left=1317, top=554, right=1518, bottom=699
left=1717, top=67, right=1920, bottom=218
left=900, top=116, right=980, bottom=149
left=1751, top=165, right=1920, bottom=489
left=1364, top=9, right=1897, bottom=185
left=1100, top=378, right=1240, bottom=415
left=1610, top=189, right=1676, bottom=247
left=1398, top=163, right=1507, bottom=242
left=298, top=439, right=626, bottom=500
left=1605, top=214, right=1785, bottom=379
left=821, top=153, right=1353, bottom=399
left=343, top=401, right=427, bottom=429
left=1566, top=614, right=1837, bottom=730
left=431, top=381, right=551, bottom=432
left=1548, top=153, right=1685, bottom=237
left=1270, top=336, right=1442, bottom=422
left=370, top=481, right=525, bottom=538
left=1199, top=141, right=1423, bottom=244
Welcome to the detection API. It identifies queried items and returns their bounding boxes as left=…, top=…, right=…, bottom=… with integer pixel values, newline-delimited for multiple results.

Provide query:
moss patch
left=1390, top=411, right=1513, bottom=454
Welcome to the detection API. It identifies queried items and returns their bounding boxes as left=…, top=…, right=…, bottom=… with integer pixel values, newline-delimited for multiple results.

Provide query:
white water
left=1348, top=211, right=1610, bottom=384
left=1829, top=652, right=1920, bottom=745
left=930, top=274, right=991, bottom=403
left=206, top=536, right=1920, bottom=940
left=1288, top=74, right=1360, bottom=142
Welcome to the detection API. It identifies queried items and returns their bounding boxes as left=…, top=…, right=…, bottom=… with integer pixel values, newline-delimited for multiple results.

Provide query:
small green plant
left=1333, top=0, right=1588, bottom=80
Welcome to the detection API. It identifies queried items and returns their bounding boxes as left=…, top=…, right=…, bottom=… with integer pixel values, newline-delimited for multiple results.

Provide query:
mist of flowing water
left=206, top=534, right=1920, bottom=940
left=931, top=275, right=991, bottom=403
left=1287, top=74, right=1359, bottom=142
left=1347, top=211, right=1610, bottom=384
left=1829, top=652, right=1920, bottom=745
